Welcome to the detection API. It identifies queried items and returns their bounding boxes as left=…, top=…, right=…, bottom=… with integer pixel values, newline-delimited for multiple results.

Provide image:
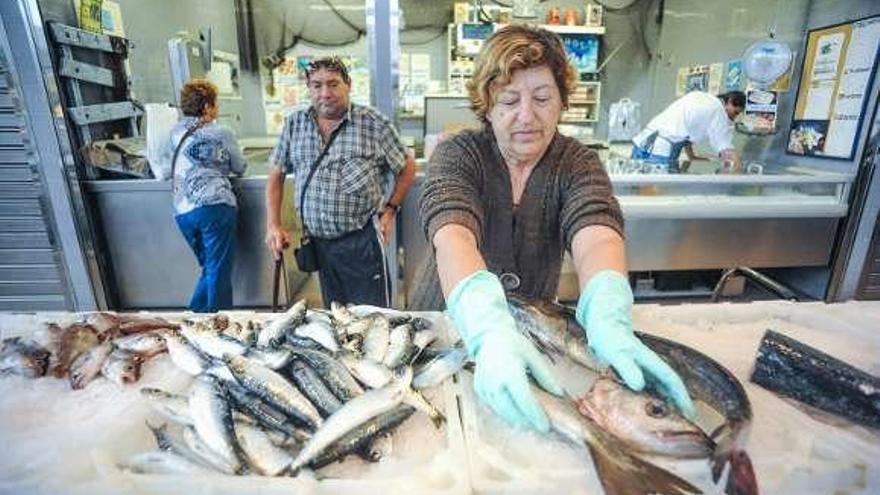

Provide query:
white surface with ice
left=0, top=311, right=469, bottom=495
left=458, top=300, right=880, bottom=495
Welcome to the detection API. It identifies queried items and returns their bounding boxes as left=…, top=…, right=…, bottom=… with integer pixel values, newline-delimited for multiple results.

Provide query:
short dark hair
left=179, top=79, right=217, bottom=117
left=719, top=91, right=746, bottom=108
left=305, top=56, right=351, bottom=85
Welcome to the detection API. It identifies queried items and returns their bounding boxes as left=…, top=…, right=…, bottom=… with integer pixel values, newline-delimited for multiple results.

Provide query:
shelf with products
left=562, top=81, right=601, bottom=123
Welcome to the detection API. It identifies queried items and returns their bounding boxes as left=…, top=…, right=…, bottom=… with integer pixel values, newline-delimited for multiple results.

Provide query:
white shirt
left=633, top=91, right=734, bottom=157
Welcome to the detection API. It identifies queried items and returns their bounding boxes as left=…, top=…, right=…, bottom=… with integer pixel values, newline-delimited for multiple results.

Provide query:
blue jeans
left=175, top=204, right=237, bottom=312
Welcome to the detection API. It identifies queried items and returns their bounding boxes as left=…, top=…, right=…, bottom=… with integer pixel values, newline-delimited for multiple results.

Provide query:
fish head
left=118, top=355, right=144, bottom=384
left=577, top=376, right=714, bottom=459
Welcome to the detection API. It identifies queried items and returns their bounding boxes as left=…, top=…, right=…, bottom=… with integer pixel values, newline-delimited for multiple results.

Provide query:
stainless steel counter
left=84, top=177, right=306, bottom=309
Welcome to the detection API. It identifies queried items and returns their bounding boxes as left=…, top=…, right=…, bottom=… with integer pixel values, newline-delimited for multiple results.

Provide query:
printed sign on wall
left=787, top=15, right=880, bottom=160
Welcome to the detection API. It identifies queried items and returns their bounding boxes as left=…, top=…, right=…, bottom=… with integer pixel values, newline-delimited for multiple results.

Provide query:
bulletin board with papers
left=786, top=15, right=880, bottom=160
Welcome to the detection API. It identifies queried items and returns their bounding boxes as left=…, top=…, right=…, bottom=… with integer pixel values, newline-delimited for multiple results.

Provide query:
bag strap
left=170, top=120, right=207, bottom=194
left=297, top=121, right=347, bottom=238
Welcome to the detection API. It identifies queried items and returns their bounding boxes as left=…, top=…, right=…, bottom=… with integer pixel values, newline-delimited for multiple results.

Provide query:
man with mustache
left=265, top=57, right=416, bottom=308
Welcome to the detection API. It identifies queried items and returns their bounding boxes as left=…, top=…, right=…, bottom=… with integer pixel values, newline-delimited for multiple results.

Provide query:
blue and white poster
left=725, top=59, right=743, bottom=90
left=560, top=34, right=599, bottom=74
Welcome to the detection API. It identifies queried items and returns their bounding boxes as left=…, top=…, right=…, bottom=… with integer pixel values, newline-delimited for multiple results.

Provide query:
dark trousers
left=175, top=204, right=237, bottom=312
left=313, top=220, right=389, bottom=308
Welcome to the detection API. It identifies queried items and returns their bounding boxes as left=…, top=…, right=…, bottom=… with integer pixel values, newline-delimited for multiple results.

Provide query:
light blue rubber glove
left=447, top=270, right=564, bottom=432
left=576, top=270, right=696, bottom=419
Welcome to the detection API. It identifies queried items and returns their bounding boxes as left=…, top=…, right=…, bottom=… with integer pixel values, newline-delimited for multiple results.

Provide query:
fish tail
left=586, top=440, right=702, bottom=495
left=711, top=448, right=758, bottom=495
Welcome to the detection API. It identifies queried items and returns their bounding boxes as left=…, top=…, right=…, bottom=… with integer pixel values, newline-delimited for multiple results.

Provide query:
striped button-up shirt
left=270, top=104, right=406, bottom=239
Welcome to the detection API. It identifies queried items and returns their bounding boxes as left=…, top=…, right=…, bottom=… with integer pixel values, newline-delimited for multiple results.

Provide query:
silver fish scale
left=189, top=376, right=247, bottom=473
left=165, top=332, right=212, bottom=375
left=141, top=388, right=193, bottom=426
left=258, top=300, right=307, bottom=348
left=310, top=405, right=416, bottom=469
left=291, top=347, right=365, bottom=402
left=226, top=355, right=323, bottom=429
left=234, top=422, right=294, bottom=476
left=288, top=369, right=413, bottom=474
left=290, top=359, right=344, bottom=417
left=383, top=324, right=413, bottom=368
left=362, top=316, right=391, bottom=363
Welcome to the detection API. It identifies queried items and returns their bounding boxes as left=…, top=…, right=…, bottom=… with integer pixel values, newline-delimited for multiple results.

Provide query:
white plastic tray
left=0, top=311, right=470, bottom=495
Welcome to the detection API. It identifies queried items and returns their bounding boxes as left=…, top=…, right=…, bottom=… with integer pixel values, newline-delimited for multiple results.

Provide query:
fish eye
left=645, top=400, right=669, bottom=418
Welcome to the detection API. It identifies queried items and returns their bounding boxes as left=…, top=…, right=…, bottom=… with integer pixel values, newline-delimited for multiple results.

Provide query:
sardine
left=188, top=375, right=248, bottom=474
left=245, top=345, right=293, bottom=370
left=289, top=359, right=344, bottom=417
left=165, top=330, right=213, bottom=375
left=577, top=376, right=714, bottom=458
left=362, top=315, right=391, bottom=363
left=258, top=299, right=307, bottom=348
left=234, top=421, right=294, bottom=476
left=289, top=347, right=364, bottom=402
left=69, top=340, right=113, bottom=390
left=309, top=405, right=415, bottom=469
left=330, top=301, right=355, bottom=327
left=294, top=319, right=340, bottom=354
left=181, top=425, right=238, bottom=474
left=225, top=354, right=323, bottom=430
left=412, top=345, right=469, bottom=390
left=0, top=337, right=50, bottom=378
left=113, top=331, right=167, bottom=358
left=225, top=380, right=303, bottom=438
left=101, top=349, right=144, bottom=385
left=141, top=387, right=193, bottom=426
left=117, top=315, right=178, bottom=335
left=341, top=354, right=392, bottom=389
left=288, top=367, right=420, bottom=474
left=181, top=320, right=248, bottom=359
left=383, top=324, right=414, bottom=368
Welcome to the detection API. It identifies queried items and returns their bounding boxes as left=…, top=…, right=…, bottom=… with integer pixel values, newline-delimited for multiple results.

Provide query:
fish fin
left=586, top=433, right=702, bottom=495
left=712, top=444, right=758, bottom=495
left=404, top=389, right=446, bottom=427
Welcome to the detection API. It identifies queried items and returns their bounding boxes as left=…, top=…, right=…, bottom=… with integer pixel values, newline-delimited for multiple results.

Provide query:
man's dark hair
left=719, top=91, right=746, bottom=108
left=305, top=56, right=351, bottom=85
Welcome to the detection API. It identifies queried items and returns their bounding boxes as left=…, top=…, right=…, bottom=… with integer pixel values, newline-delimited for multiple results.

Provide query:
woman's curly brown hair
left=179, top=79, right=218, bottom=117
left=467, top=25, right=577, bottom=123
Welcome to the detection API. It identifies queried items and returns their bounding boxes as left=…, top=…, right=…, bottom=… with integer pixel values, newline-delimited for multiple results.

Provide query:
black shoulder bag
left=293, top=122, right=346, bottom=273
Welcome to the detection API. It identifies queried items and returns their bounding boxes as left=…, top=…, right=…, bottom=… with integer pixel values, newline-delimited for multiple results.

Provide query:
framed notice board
left=786, top=15, right=880, bottom=160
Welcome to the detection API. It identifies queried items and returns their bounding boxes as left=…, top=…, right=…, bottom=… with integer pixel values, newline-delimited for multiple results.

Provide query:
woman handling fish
left=168, top=80, right=247, bottom=312
left=417, top=25, right=694, bottom=432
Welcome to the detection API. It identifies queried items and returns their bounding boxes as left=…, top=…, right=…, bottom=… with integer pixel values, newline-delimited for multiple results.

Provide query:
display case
left=550, top=167, right=854, bottom=300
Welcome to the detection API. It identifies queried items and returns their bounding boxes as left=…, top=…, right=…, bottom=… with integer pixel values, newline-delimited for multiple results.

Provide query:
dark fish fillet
left=751, top=329, right=880, bottom=430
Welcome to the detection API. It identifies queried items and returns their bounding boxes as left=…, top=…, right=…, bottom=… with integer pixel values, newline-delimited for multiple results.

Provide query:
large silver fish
left=289, top=359, right=344, bottom=417
left=534, top=385, right=702, bottom=495
left=577, top=376, right=714, bottom=459
left=288, top=347, right=365, bottom=403
left=510, top=298, right=757, bottom=495
left=180, top=320, right=248, bottom=359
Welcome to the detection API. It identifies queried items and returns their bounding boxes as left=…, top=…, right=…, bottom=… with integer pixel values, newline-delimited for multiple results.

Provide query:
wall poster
left=787, top=15, right=880, bottom=160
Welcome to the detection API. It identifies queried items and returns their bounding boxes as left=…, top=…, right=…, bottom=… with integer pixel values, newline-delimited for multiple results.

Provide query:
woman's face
left=486, top=65, right=563, bottom=166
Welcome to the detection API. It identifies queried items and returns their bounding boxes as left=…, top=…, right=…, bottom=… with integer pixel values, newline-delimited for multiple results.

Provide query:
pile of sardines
left=129, top=300, right=468, bottom=476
